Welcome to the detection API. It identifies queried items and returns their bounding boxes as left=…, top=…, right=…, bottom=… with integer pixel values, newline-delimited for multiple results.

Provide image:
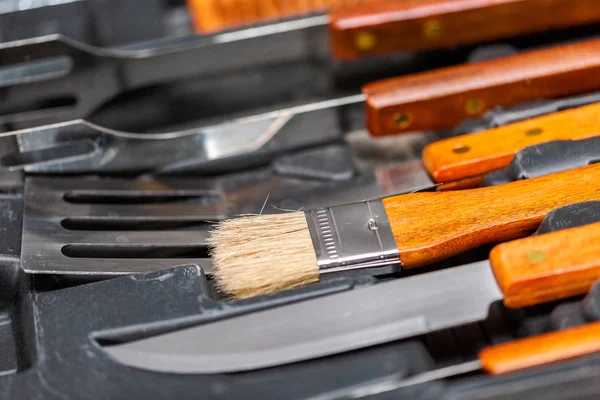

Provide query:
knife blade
left=103, top=219, right=600, bottom=373
left=312, top=321, right=600, bottom=399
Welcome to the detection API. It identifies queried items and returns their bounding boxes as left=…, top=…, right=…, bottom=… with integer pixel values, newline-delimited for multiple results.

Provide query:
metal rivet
left=355, top=32, right=377, bottom=51
left=368, top=219, right=378, bottom=231
left=527, top=250, right=546, bottom=264
left=525, top=127, right=544, bottom=136
left=423, top=20, right=443, bottom=39
left=465, top=99, right=484, bottom=115
left=452, top=144, right=470, bottom=154
left=393, top=112, right=412, bottom=129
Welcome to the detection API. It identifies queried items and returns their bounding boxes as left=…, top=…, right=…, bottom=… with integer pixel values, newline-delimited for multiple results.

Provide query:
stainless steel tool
left=102, top=260, right=502, bottom=373
left=5, top=86, right=600, bottom=175
left=20, top=142, right=433, bottom=277
left=0, top=16, right=339, bottom=129
left=6, top=7, right=581, bottom=131
left=0, top=95, right=364, bottom=174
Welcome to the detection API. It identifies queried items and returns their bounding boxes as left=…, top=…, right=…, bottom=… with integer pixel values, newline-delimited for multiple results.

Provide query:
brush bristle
left=209, top=212, right=319, bottom=299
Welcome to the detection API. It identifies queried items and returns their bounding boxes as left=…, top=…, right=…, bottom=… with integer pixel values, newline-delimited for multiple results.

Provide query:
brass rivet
left=465, top=99, right=484, bottom=115
left=354, top=31, right=377, bottom=51
left=452, top=144, right=470, bottom=154
left=527, top=250, right=547, bottom=264
left=393, top=112, right=413, bottom=129
left=423, top=19, right=443, bottom=39
left=525, top=127, right=544, bottom=136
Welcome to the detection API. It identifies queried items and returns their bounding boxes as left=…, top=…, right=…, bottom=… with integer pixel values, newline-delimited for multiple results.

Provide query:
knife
left=363, top=37, right=600, bottom=136
left=103, top=218, right=600, bottom=373
left=313, top=321, right=600, bottom=399
left=422, top=101, right=600, bottom=184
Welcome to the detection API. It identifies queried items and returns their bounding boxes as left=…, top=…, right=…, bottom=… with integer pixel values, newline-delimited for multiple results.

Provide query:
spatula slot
left=61, top=218, right=212, bottom=231
left=61, top=244, right=209, bottom=259
left=63, top=191, right=222, bottom=205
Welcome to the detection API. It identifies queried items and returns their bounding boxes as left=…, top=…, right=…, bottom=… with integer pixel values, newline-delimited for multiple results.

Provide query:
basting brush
left=209, top=162, right=600, bottom=299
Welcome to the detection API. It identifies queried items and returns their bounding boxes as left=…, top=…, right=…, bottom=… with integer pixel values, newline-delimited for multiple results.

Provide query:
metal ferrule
left=305, top=200, right=402, bottom=276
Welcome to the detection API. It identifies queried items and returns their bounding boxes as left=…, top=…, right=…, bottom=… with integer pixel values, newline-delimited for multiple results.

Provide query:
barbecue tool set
left=4, top=0, right=600, bottom=398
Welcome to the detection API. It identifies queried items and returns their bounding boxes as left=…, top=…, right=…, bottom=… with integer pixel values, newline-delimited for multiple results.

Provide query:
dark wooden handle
left=331, top=0, right=600, bottom=60
left=489, top=221, right=600, bottom=308
left=422, top=102, right=600, bottom=183
left=382, top=163, right=600, bottom=268
left=364, top=37, right=600, bottom=136
left=479, top=321, right=600, bottom=374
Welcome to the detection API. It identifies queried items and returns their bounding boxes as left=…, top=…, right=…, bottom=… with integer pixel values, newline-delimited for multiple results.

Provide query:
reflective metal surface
left=21, top=150, right=434, bottom=277
left=306, top=200, right=401, bottom=274
left=102, top=260, right=502, bottom=373
left=1, top=95, right=364, bottom=174
left=0, top=16, right=331, bottom=128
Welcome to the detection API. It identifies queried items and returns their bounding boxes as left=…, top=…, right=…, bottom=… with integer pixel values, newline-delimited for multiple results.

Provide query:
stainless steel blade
left=103, top=260, right=502, bottom=374
left=308, top=360, right=483, bottom=400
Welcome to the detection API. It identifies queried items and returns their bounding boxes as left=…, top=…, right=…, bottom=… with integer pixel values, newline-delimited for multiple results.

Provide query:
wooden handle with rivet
left=479, top=321, right=600, bottom=375
left=331, top=0, right=600, bottom=60
left=489, top=220, right=600, bottom=308
left=422, top=102, right=600, bottom=183
left=382, top=163, right=600, bottom=268
left=363, top=37, right=600, bottom=136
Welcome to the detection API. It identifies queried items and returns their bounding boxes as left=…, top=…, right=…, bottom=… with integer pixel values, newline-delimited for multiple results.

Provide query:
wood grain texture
left=423, top=102, right=600, bottom=183
left=489, top=221, right=600, bottom=308
left=187, top=0, right=368, bottom=32
left=331, top=0, right=600, bottom=60
left=363, top=37, right=600, bottom=136
left=480, top=322, right=600, bottom=374
left=382, top=163, right=600, bottom=268
left=437, top=175, right=484, bottom=191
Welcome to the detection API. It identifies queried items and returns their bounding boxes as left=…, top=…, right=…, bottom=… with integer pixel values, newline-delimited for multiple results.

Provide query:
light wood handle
left=186, top=0, right=366, bottom=33
left=331, top=0, right=600, bottom=60
left=363, top=37, right=600, bottom=136
left=382, top=163, right=600, bottom=268
left=489, top=221, right=600, bottom=308
left=480, top=322, right=600, bottom=375
left=422, top=102, right=600, bottom=183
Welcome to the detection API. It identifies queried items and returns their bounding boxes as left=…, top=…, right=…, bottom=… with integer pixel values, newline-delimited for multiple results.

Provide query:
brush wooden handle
left=364, top=37, right=600, bottom=136
left=422, top=102, right=600, bottom=183
left=331, top=0, right=600, bottom=60
left=382, top=163, right=600, bottom=269
left=489, top=221, right=600, bottom=308
left=479, top=322, right=600, bottom=375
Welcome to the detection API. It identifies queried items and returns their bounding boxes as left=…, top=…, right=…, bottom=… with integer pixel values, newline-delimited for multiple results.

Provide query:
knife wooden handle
left=480, top=321, right=600, bottom=375
left=363, top=37, right=600, bottom=137
left=382, top=163, right=600, bottom=268
left=422, top=102, right=600, bottom=183
left=331, top=0, right=600, bottom=60
left=490, top=221, right=600, bottom=308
